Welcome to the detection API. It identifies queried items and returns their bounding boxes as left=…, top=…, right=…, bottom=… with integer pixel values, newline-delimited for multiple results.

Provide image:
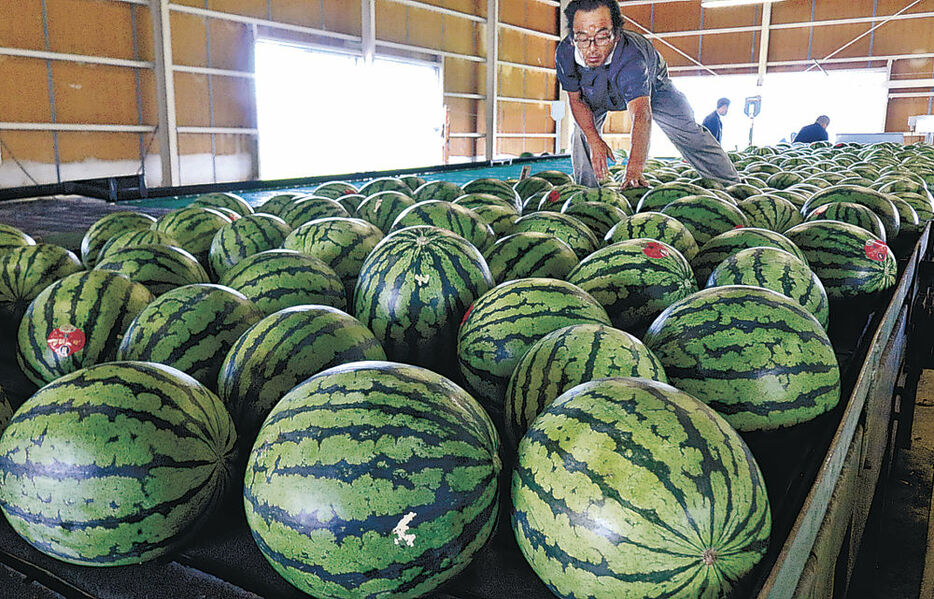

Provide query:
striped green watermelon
left=890, top=191, right=934, bottom=223
left=514, top=177, right=552, bottom=201
left=152, top=206, right=232, bottom=264
left=116, top=284, right=263, bottom=389
left=707, top=247, right=829, bottom=328
left=505, top=323, right=666, bottom=444
left=890, top=196, right=921, bottom=235
left=218, top=249, right=346, bottom=315
left=208, top=214, right=292, bottom=279
left=483, top=233, right=579, bottom=283
left=564, top=187, right=633, bottom=214
left=635, top=182, right=709, bottom=212
left=313, top=181, right=358, bottom=200
left=0, top=244, right=83, bottom=327
left=561, top=201, right=627, bottom=237
left=359, top=177, right=411, bottom=197
left=738, top=195, right=803, bottom=233
left=801, top=185, right=900, bottom=240
left=512, top=212, right=599, bottom=259
left=512, top=376, right=770, bottom=599
left=413, top=180, right=464, bottom=202
left=0, top=223, right=36, bottom=256
left=453, top=194, right=520, bottom=237
left=618, top=185, right=649, bottom=207
left=283, top=217, right=384, bottom=298
left=97, top=229, right=180, bottom=264
left=390, top=200, right=495, bottom=253
left=190, top=192, right=254, bottom=217
left=462, top=178, right=522, bottom=210
left=277, top=197, right=350, bottom=229
left=79, top=212, right=154, bottom=268
left=536, top=184, right=586, bottom=212
left=605, top=211, right=700, bottom=261
left=771, top=189, right=808, bottom=209
left=0, top=385, right=10, bottom=434
left=243, top=361, right=500, bottom=598
left=0, top=361, right=236, bottom=566
left=532, top=170, right=573, bottom=186
left=567, top=239, right=697, bottom=334
left=766, top=171, right=804, bottom=189
left=783, top=221, right=897, bottom=300
left=94, top=244, right=210, bottom=297
left=355, top=191, right=417, bottom=233
left=17, top=271, right=154, bottom=386
left=644, top=285, right=840, bottom=431
left=725, top=183, right=760, bottom=201
left=401, top=175, right=426, bottom=191
left=660, top=196, right=748, bottom=246
left=338, top=193, right=366, bottom=214
left=690, top=228, right=807, bottom=287
left=354, top=226, right=493, bottom=376
left=255, top=192, right=305, bottom=216
left=805, top=202, right=886, bottom=240
left=456, top=278, right=610, bottom=417
left=217, top=305, right=386, bottom=441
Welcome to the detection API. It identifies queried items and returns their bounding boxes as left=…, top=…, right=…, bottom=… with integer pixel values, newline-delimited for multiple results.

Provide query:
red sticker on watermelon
left=461, top=304, right=475, bottom=327
left=343, top=189, right=356, bottom=196
left=47, top=325, right=86, bottom=358
left=642, top=241, right=669, bottom=259
left=864, top=240, right=888, bottom=262
left=546, top=189, right=562, bottom=203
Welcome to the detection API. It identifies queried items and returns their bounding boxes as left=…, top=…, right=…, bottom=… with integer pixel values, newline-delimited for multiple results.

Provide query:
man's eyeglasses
left=573, top=30, right=615, bottom=49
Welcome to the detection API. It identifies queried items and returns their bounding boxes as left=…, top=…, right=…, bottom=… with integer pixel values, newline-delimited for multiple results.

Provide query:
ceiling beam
left=756, top=2, right=772, bottom=85
left=485, top=0, right=499, bottom=161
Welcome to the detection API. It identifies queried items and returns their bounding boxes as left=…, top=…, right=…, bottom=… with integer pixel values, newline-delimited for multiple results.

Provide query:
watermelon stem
left=703, top=548, right=719, bottom=566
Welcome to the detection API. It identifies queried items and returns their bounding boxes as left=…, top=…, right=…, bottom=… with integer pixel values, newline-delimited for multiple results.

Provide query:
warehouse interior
left=1, top=1, right=934, bottom=598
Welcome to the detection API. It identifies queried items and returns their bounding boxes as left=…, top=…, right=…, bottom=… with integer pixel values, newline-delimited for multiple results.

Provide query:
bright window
left=255, top=40, right=444, bottom=179
left=647, top=68, right=890, bottom=156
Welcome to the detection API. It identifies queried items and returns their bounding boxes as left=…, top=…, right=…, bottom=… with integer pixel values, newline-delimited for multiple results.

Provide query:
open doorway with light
left=255, top=39, right=445, bottom=180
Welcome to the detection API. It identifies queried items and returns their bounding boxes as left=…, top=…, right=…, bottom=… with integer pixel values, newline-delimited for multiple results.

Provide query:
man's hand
left=620, top=164, right=648, bottom=189
left=588, top=135, right=615, bottom=181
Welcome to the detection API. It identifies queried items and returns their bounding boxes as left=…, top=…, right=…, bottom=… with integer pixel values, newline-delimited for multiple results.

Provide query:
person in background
left=702, top=98, right=730, bottom=144
left=556, top=0, right=738, bottom=188
left=794, top=115, right=831, bottom=144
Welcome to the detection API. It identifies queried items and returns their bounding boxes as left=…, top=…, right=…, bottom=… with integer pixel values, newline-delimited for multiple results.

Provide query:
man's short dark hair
left=817, top=115, right=830, bottom=125
left=565, top=0, right=625, bottom=35
left=717, top=98, right=730, bottom=108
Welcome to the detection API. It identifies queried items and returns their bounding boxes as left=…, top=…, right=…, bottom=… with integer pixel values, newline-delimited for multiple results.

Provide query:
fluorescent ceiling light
left=701, top=0, right=785, bottom=7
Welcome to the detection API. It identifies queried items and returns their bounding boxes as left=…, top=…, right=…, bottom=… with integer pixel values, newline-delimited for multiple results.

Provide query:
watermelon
left=635, top=182, right=709, bottom=212
left=217, top=305, right=386, bottom=440
left=354, top=226, right=493, bottom=377
left=890, top=196, right=921, bottom=235
left=413, top=180, right=464, bottom=202
left=456, top=278, right=611, bottom=418
left=116, top=284, right=263, bottom=389
left=618, top=185, right=649, bottom=207
left=283, top=217, right=383, bottom=298
left=504, top=323, right=666, bottom=445
left=97, top=229, right=180, bottom=264
left=0, top=385, right=10, bottom=434
left=313, top=181, right=358, bottom=199
left=725, top=183, right=760, bottom=201
left=391, top=200, right=495, bottom=253
left=277, top=197, right=350, bottom=229
left=359, top=177, right=411, bottom=197
left=536, top=184, right=586, bottom=212
left=514, top=177, right=553, bottom=201
left=0, top=223, right=36, bottom=255
left=453, top=194, right=520, bottom=237
left=152, top=206, right=232, bottom=264
left=190, top=192, right=254, bottom=217
left=737, top=195, right=803, bottom=233
left=891, top=191, right=934, bottom=223
left=690, top=228, right=807, bottom=287
left=0, top=361, right=236, bottom=566
left=512, top=377, right=770, bottom=599
left=355, top=191, right=416, bottom=233
left=707, top=247, right=829, bottom=328
left=605, top=211, right=699, bottom=261
left=462, top=178, right=521, bottom=210
left=783, top=221, right=897, bottom=300
left=561, top=201, right=627, bottom=238
left=801, top=185, right=900, bottom=240
left=244, top=361, right=500, bottom=599
left=805, top=202, right=886, bottom=240
left=255, top=192, right=305, bottom=216
left=218, top=249, right=346, bottom=315
left=0, top=244, right=83, bottom=327
left=400, top=175, right=426, bottom=191
left=564, top=187, right=633, bottom=214
left=484, top=233, right=579, bottom=283
left=660, top=196, right=748, bottom=246
left=567, top=239, right=697, bottom=334
left=17, top=271, right=154, bottom=386
left=79, top=212, right=154, bottom=268
left=208, top=214, right=292, bottom=279
left=338, top=193, right=366, bottom=214
left=95, top=244, right=210, bottom=297
left=644, top=285, right=840, bottom=431
left=512, top=212, right=599, bottom=259
left=766, top=171, right=804, bottom=189
left=532, top=170, right=573, bottom=186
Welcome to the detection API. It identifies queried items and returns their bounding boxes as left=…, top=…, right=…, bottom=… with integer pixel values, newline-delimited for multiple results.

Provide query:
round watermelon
left=483, top=232, right=579, bottom=283
left=512, top=212, right=599, bottom=259
left=359, top=177, right=412, bottom=197
left=97, top=229, right=180, bottom=264
left=0, top=244, right=83, bottom=327
left=737, top=195, right=803, bottom=233
left=514, top=177, right=552, bottom=202
left=605, top=211, right=700, bottom=261
left=413, top=180, right=463, bottom=202
left=244, top=361, right=500, bottom=598
left=152, top=206, right=232, bottom=264
left=561, top=201, right=628, bottom=238
left=805, top=202, right=886, bottom=241
left=94, top=243, right=210, bottom=297
left=190, top=191, right=254, bottom=216
left=660, top=196, right=748, bottom=246
left=255, top=192, right=305, bottom=217
left=690, top=228, right=807, bottom=287
left=355, top=191, right=417, bottom=233
left=79, top=212, right=154, bottom=268
left=391, top=200, right=495, bottom=253
left=277, top=197, right=350, bottom=229
left=208, top=214, right=292, bottom=279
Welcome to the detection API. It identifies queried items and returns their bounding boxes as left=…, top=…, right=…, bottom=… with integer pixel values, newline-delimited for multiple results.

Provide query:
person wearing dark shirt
left=794, top=116, right=830, bottom=143
left=556, top=0, right=738, bottom=188
left=702, top=98, right=730, bottom=143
